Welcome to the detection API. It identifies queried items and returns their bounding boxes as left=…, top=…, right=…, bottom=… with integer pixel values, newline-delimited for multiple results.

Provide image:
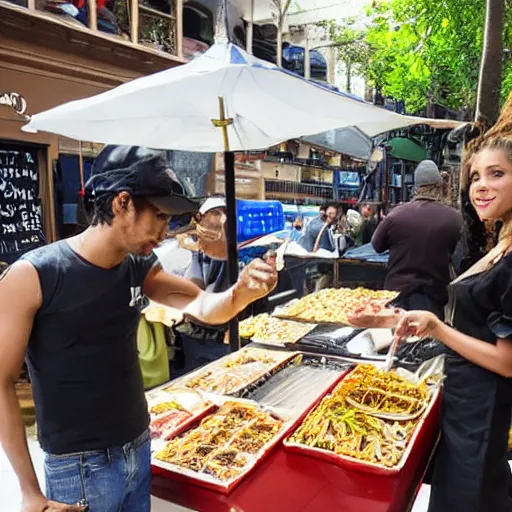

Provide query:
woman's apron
left=428, top=353, right=512, bottom=511
left=428, top=238, right=512, bottom=512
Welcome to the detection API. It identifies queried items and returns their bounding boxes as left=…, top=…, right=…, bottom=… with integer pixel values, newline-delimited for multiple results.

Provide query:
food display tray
left=164, top=347, right=300, bottom=397
left=151, top=399, right=293, bottom=494
left=273, top=308, right=351, bottom=326
left=151, top=364, right=354, bottom=494
left=283, top=372, right=441, bottom=476
left=249, top=323, right=317, bottom=348
left=237, top=354, right=352, bottom=417
left=273, top=291, right=399, bottom=326
left=240, top=313, right=318, bottom=348
left=146, top=388, right=216, bottom=443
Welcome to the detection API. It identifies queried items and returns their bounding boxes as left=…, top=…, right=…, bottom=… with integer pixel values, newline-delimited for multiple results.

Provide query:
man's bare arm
left=0, top=263, right=43, bottom=500
left=143, top=259, right=277, bottom=325
left=0, top=263, right=84, bottom=512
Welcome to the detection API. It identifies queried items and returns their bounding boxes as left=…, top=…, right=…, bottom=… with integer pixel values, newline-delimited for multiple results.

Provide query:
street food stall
left=21, top=25, right=459, bottom=512
left=145, top=287, right=444, bottom=512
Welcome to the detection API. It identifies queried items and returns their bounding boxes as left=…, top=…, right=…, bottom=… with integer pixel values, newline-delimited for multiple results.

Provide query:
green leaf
left=355, top=0, right=489, bottom=112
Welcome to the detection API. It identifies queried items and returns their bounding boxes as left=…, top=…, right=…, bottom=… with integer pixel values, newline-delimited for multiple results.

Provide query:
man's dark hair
left=85, top=192, right=148, bottom=226
left=325, top=202, right=339, bottom=211
left=85, top=192, right=118, bottom=226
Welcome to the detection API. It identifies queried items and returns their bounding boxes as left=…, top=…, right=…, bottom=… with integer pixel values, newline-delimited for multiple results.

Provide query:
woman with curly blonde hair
left=352, top=95, right=512, bottom=511
left=394, top=97, right=512, bottom=511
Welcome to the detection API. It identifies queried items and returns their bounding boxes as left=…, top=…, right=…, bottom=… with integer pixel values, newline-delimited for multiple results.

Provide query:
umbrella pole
left=212, top=97, right=239, bottom=352
left=224, top=151, right=240, bottom=353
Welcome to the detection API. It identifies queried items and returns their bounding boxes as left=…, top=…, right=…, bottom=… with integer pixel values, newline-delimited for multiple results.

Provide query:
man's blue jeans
left=44, top=429, right=151, bottom=511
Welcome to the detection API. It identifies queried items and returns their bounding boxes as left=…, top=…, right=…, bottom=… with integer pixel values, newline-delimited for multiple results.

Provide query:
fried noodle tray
left=273, top=291, right=399, bottom=326
left=150, top=402, right=288, bottom=494
left=151, top=369, right=353, bottom=494
left=282, top=371, right=441, bottom=476
left=166, top=348, right=300, bottom=397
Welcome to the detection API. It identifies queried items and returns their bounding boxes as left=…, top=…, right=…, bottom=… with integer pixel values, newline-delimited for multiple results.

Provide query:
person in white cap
left=174, top=196, right=232, bottom=373
left=371, top=159, right=462, bottom=317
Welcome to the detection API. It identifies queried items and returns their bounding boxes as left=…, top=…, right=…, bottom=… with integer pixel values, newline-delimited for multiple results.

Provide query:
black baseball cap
left=86, top=145, right=199, bottom=215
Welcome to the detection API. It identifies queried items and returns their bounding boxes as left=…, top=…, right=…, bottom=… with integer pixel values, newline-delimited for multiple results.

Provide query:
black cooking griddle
left=287, top=324, right=382, bottom=360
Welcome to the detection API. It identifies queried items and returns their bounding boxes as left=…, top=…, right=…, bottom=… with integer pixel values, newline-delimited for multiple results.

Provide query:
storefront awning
left=387, top=137, right=427, bottom=162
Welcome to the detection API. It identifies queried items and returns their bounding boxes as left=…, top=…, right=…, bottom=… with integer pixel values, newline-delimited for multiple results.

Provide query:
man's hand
left=22, top=492, right=85, bottom=512
left=233, top=258, right=278, bottom=304
left=149, top=258, right=277, bottom=326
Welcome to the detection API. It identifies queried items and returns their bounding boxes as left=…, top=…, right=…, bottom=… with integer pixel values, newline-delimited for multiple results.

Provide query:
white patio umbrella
left=22, top=36, right=460, bottom=350
left=22, top=42, right=435, bottom=150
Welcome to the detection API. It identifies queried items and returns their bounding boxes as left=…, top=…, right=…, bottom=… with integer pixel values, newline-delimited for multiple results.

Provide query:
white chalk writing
left=0, top=148, right=44, bottom=256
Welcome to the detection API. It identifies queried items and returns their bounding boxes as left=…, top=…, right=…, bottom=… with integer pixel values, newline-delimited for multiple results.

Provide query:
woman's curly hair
left=456, top=94, right=512, bottom=268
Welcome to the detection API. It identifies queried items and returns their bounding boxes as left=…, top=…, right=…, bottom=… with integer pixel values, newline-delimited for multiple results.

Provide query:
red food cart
left=151, top=378, right=440, bottom=512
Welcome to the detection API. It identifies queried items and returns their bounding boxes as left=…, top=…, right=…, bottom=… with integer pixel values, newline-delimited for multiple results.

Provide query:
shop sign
left=0, top=92, right=28, bottom=116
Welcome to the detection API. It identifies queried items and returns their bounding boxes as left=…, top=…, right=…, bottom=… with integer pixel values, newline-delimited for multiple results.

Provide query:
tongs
left=383, top=321, right=422, bottom=372
left=345, top=397, right=429, bottom=421
left=383, top=331, right=401, bottom=372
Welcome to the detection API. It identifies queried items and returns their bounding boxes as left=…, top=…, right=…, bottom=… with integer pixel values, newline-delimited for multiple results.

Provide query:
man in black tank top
left=0, top=146, right=278, bottom=512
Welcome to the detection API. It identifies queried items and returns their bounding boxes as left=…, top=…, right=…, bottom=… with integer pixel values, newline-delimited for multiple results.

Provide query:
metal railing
left=12, top=0, right=183, bottom=59
left=265, top=179, right=334, bottom=200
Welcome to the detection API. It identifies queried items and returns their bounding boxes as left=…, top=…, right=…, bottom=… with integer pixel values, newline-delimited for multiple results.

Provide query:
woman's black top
left=447, top=252, right=512, bottom=345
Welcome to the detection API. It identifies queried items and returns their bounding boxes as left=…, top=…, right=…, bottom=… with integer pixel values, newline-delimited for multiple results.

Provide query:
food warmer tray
left=283, top=371, right=441, bottom=476
left=163, top=347, right=300, bottom=397
left=151, top=399, right=291, bottom=494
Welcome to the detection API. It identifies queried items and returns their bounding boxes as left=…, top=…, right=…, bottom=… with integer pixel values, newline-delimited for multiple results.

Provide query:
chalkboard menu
left=167, top=150, right=214, bottom=196
left=0, top=147, right=45, bottom=260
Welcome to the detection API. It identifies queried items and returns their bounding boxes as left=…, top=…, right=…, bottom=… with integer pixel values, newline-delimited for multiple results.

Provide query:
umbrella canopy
left=23, top=41, right=447, bottom=151
left=21, top=37, right=462, bottom=353
left=387, top=137, right=427, bottom=162
left=302, top=127, right=373, bottom=161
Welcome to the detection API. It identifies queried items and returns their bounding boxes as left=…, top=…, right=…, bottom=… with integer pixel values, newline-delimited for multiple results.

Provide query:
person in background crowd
left=360, top=203, right=378, bottom=245
left=335, top=206, right=348, bottom=235
left=174, top=197, right=231, bottom=374
left=372, top=160, right=462, bottom=318
left=0, top=146, right=277, bottom=512
left=289, top=218, right=303, bottom=242
left=339, top=208, right=363, bottom=252
left=298, top=203, right=339, bottom=291
left=298, top=202, right=338, bottom=253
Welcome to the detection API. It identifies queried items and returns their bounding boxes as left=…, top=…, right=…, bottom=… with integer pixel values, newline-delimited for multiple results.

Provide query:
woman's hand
left=395, top=310, right=442, bottom=340
left=347, top=307, right=404, bottom=329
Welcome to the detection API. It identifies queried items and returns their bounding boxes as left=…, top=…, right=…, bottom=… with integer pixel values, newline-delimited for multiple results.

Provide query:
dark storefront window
left=0, top=144, right=45, bottom=264
left=55, top=154, right=94, bottom=237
